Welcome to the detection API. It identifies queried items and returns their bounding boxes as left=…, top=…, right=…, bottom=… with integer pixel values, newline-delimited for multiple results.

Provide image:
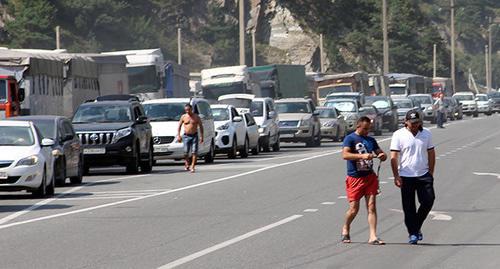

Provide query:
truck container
left=313, top=71, right=369, bottom=105
left=248, top=64, right=307, bottom=99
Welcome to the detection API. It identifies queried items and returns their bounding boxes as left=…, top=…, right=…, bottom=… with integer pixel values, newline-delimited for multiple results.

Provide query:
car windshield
left=0, top=126, right=35, bottom=146
left=331, top=85, right=352, bottom=93
left=128, top=65, right=161, bottom=94
left=0, top=80, right=7, bottom=103
left=250, top=101, right=264, bottom=117
left=73, top=104, right=132, bottom=123
left=30, top=119, right=56, bottom=139
left=390, top=86, right=406, bottom=95
left=477, top=95, right=488, bottom=101
left=454, top=94, right=473, bottom=101
left=488, top=92, right=500, bottom=99
left=410, top=95, right=432, bottom=104
left=318, top=86, right=337, bottom=98
left=394, top=100, right=413, bottom=109
left=325, top=101, right=356, bottom=112
left=219, top=98, right=252, bottom=109
left=211, top=108, right=230, bottom=121
left=365, top=97, right=390, bottom=109
left=143, top=103, right=185, bottom=121
left=317, top=109, right=337, bottom=118
left=203, top=83, right=246, bottom=101
left=275, top=102, right=311, bottom=113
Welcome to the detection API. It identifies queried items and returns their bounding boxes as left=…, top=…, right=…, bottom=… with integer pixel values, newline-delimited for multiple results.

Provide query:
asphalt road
left=1, top=114, right=500, bottom=269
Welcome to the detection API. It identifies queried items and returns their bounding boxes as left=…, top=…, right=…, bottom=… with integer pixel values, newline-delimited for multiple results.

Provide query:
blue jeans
left=436, top=111, right=445, bottom=127
left=183, top=133, right=199, bottom=156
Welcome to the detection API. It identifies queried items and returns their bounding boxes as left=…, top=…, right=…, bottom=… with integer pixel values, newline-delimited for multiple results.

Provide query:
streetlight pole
left=450, top=0, right=456, bottom=91
left=488, top=23, right=493, bottom=91
left=177, top=27, right=182, bottom=65
left=485, top=45, right=489, bottom=89
left=319, top=33, right=325, bottom=73
left=239, top=0, right=245, bottom=66
left=382, top=0, right=389, bottom=75
left=252, top=31, right=256, bottom=67
left=433, top=43, right=437, bottom=78
left=55, top=26, right=61, bottom=50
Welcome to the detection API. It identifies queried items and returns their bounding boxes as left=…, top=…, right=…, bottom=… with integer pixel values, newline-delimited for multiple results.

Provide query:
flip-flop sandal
left=368, top=239, right=385, bottom=245
left=341, top=234, right=351, bottom=243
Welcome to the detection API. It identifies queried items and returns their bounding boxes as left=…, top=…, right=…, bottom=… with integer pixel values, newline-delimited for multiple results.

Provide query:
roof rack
left=96, top=95, right=140, bottom=102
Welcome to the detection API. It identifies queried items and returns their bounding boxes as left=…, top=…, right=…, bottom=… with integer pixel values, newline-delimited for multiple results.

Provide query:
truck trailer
left=248, top=64, right=307, bottom=99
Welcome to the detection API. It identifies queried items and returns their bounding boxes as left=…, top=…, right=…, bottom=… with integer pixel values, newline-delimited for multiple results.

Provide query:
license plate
left=0, top=172, right=7, bottom=179
left=154, top=146, right=169, bottom=153
left=281, top=134, right=294, bottom=138
left=84, top=148, right=106, bottom=155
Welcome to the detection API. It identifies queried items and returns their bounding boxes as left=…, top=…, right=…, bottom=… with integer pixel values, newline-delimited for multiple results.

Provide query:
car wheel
left=252, top=144, right=259, bottom=155
left=473, top=112, right=479, bottom=117
left=70, top=156, right=83, bottom=185
left=126, top=143, right=140, bottom=174
left=261, top=136, right=271, bottom=152
left=204, top=141, right=215, bottom=164
left=55, top=158, right=66, bottom=186
left=314, top=130, right=321, bottom=147
left=140, top=143, right=153, bottom=173
left=32, top=167, right=47, bottom=198
left=228, top=137, right=237, bottom=159
left=240, top=137, right=249, bottom=158
left=272, top=136, right=280, bottom=152
left=46, top=171, right=55, bottom=196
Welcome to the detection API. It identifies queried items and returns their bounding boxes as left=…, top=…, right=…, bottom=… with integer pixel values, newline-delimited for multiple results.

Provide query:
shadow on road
left=0, top=204, right=72, bottom=213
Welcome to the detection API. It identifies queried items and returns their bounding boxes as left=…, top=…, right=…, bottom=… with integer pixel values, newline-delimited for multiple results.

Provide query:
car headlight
left=16, top=155, right=39, bottom=166
left=217, top=122, right=230, bottom=130
left=346, top=114, right=358, bottom=120
left=112, top=127, right=132, bottom=143
left=258, top=127, right=266, bottom=133
left=300, top=120, right=310, bottom=127
left=323, top=121, right=337, bottom=127
left=425, top=106, right=433, bottom=111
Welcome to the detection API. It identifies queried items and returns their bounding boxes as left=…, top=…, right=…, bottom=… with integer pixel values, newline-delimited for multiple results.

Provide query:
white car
left=408, top=94, right=437, bottom=123
left=211, top=104, right=248, bottom=158
left=453, top=92, right=478, bottom=117
left=476, top=94, right=493, bottom=116
left=241, top=112, right=260, bottom=155
left=218, top=94, right=280, bottom=152
left=142, top=98, right=216, bottom=163
left=0, top=121, right=55, bottom=197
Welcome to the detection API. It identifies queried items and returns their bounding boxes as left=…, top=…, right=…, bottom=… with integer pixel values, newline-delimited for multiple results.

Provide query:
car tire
left=46, top=171, right=55, bottom=196
left=70, top=156, right=84, bottom=185
left=32, top=167, right=47, bottom=198
left=473, top=112, right=479, bottom=118
left=126, top=143, right=140, bottom=174
left=55, top=158, right=66, bottom=186
left=261, top=136, right=271, bottom=152
left=228, top=137, right=237, bottom=159
left=272, top=137, right=280, bottom=152
left=314, top=130, right=321, bottom=147
left=204, top=141, right=215, bottom=164
left=252, top=145, right=259, bottom=155
left=240, top=137, right=249, bottom=158
left=140, top=143, right=153, bottom=173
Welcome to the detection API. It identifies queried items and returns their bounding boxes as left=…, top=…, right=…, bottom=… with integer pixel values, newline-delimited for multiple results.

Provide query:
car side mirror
left=19, top=88, right=25, bottom=102
left=268, top=111, right=277, bottom=119
left=136, top=115, right=148, bottom=124
left=41, top=138, right=55, bottom=147
left=233, top=116, right=243, bottom=122
left=312, top=111, right=320, bottom=116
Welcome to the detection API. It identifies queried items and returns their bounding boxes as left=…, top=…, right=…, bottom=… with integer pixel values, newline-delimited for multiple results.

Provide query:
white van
left=142, top=98, right=215, bottom=163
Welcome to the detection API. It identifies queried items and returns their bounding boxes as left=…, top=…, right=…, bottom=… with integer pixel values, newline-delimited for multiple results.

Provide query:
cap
left=405, top=110, right=422, bottom=123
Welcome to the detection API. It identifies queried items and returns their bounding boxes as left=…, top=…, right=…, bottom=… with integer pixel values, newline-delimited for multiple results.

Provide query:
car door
left=61, top=119, right=81, bottom=176
left=231, top=107, right=246, bottom=146
left=245, top=113, right=259, bottom=148
left=308, top=100, right=320, bottom=134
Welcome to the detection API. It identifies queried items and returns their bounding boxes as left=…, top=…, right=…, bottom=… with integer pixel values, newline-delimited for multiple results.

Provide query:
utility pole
left=177, top=28, right=182, bottom=65
left=319, top=34, right=325, bottom=73
left=382, top=0, right=389, bottom=75
left=450, top=0, right=456, bottom=91
left=485, top=45, right=489, bottom=89
left=252, top=31, right=256, bottom=67
left=239, top=0, right=245, bottom=66
left=55, top=26, right=61, bottom=50
left=488, top=22, right=493, bottom=91
left=433, top=44, right=437, bottom=78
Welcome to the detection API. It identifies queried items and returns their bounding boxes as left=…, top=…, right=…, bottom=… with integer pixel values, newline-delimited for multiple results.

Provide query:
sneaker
left=409, top=234, right=418, bottom=244
left=417, top=232, right=423, bottom=241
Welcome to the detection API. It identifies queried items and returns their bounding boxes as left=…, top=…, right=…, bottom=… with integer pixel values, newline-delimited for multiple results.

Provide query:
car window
left=73, top=104, right=132, bottom=123
left=197, top=101, right=212, bottom=119
left=275, top=102, right=311, bottom=113
left=250, top=101, right=264, bottom=117
left=231, top=108, right=239, bottom=118
left=0, top=126, right=35, bottom=146
left=325, top=101, right=356, bottom=112
left=318, top=109, right=336, bottom=118
left=31, top=119, right=57, bottom=139
left=211, top=108, right=230, bottom=121
left=62, top=120, right=75, bottom=138
left=245, top=114, right=256, bottom=126
left=144, top=103, right=185, bottom=121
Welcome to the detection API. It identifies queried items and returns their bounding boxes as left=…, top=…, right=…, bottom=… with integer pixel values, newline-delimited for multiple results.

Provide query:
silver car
left=316, top=106, right=347, bottom=142
left=275, top=98, right=321, bottom=147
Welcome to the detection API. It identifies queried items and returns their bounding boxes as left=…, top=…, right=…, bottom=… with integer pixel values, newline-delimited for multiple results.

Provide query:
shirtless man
left=177, top=104, right=204, bottom=173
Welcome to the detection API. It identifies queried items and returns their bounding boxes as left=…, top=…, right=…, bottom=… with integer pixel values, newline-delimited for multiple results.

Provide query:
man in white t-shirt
left=390, top=110, right=436, bottom=244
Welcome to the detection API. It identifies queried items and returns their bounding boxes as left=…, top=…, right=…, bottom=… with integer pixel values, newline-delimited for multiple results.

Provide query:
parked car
left=211, top=104, right=248, bottom=158
left=453, top=92, right=478, bottom=117
left=488, top=91, right=500, bottom=113
left=13, top=116, right=83, bottom=185
left=0, top=120, right=55, bottom=197
left=72, top=95, right=154, bottom=174
left=476, top=94, right=493, bottom=116
left=408, top=94, right=436, bottom=123
left=241, top=112, right=260, bottom=155
left=316, top=106, right=348, bottom=141
left=364, top=96, right=398, bottom=131
left=444, top=97, right=463, bottom=120
left=275, top=98, right=321, bottom=147
left=393, top=98, right=424, bottom=125
left=250, top=97, right=280, bottom=152
left=360, top=105, right=383, bottom=136
left=324, top=98, right=363, bottom=133
left=142, top=98, right=215, bottom=164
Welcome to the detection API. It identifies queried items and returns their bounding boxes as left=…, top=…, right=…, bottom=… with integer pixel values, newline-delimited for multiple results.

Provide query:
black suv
left=72, top=95, right=153, bottom=174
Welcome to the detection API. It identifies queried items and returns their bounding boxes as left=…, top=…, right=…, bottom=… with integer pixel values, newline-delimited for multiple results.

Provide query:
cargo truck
left=201, top=65, right=261, bottom=102
left=248, top=64, right=307, bottom=99
left=387, top=73, right=426, bottom=97
left=314, top=71, right=370, bottom=105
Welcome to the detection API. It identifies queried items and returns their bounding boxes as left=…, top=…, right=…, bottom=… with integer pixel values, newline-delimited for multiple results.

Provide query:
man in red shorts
left=341, top=116, right=387, bottom=245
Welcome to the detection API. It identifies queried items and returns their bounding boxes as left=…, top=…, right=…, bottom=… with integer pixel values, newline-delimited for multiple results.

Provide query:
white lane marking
left=303, top=209, right=319, bottom=213
left=436, top=157, right=441, bottom=160
left=388, top=177, right=395, bottom=180
left=389, top=209, right=452, bottom=221
left=495, top=147, right=500, bottom=150
left=0, top=146, right=355, bottom=230
left=337, top=196, right=347, bottom=200
left=474, top=172, right=500, bottom=179
left=200, top=164, right=273, bottom=170
left=0, top=175, right=147, bottom=225
left=321, top=202, right=336, bottom=205
left=379, top=181, right=388, bottom=184
left=90, top=189, right=170, bottom=194
left=157, top=215, right=303, bottom=269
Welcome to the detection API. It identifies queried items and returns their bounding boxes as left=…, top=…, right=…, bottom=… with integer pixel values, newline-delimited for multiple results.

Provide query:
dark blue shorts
left=183, top=133, right=199, bottom=155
